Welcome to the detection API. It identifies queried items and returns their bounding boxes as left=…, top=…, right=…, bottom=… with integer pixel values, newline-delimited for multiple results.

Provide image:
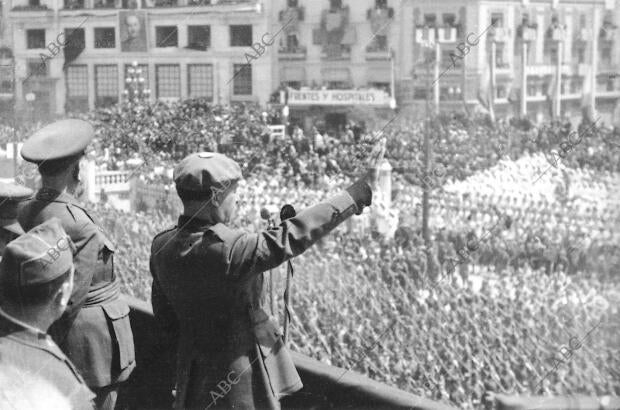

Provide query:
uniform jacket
left=0, top=310, right=95, bottom=410
left=150, top=190, right=360, bottom=410
left=17, top=188, right=135, bottom=388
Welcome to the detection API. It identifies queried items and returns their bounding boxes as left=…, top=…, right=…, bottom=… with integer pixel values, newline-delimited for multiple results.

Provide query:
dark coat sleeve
left=213, top=191, right=359, bottom=282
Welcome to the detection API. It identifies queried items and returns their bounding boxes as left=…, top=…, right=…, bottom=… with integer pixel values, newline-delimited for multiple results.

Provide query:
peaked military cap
left=0, top=182, right=33, bottom=235
left=21, top=119, right=94, bottom=163
left=174, top=152, right=242, bottom=199
left=0, top=218, right=75, bottom=288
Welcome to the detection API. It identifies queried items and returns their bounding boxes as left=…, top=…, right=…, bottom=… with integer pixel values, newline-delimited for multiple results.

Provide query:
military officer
left=0, top=218, right=95, bottom=410
left=150, top=152, right=373, bottom=409
left=0, top=181, right=33, bottom=254
left=18, top=119, right=135, bottom=410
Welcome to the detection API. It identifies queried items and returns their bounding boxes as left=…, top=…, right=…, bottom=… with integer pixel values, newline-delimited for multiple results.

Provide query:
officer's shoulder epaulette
left=204, top=223, right=242, bottom=244
left=153, top=225, right=178, bottom=242
left=151, top=225, right=178, bottom=253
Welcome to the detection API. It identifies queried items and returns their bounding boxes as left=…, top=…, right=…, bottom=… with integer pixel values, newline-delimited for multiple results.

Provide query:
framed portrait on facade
left=120, top=11, right=148, bottom=52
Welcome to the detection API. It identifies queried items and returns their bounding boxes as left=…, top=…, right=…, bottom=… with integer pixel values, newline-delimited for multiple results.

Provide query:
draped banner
left=287, top=89, right=391, bottom=106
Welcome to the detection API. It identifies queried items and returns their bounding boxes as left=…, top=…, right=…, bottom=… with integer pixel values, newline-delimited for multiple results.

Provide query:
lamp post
left=416, top=26, right=436, bottom=261
left=550, top=22, right=565, bottom=119
left=25, top=92, right=36, bottom=125
left=123, top=61, right=150, bottom=103
left=518, top=18, right=536, bottom=117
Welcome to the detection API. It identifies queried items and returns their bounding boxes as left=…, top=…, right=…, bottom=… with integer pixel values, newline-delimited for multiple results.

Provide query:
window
left=93, top=0, right=115, bottom=8
left=327, top=81, right=348, bottom=89
left=375, top=0, right=387, bottom=8
left=232, top=64, right=252, bottom=95
left=95, top=28, right=115, bottom=48
left=440, top=86, right=461, bottom=100
left=156, top=26, right=178, bottom=47
left=28, top=0, right=40, bottom=6
left=330, top=0, right=342, bottom=9
left=65, top=65, right=88, bottom=112
left=288, top=0, right=298, bottom=6
left=441, top=49, right=461, bottom=69
left=27, top=30, right=45, bottom=49
left=187, top=25, right=210, bottom=51
left=156, top=64, right=180, bottom=98
left=369, top=82, right=390, bottom=93
left=495, top=43, right=506, bottom=67
left=283, top=81, right=301, bottom=89
left=442, top=13, right=456, bottom=27
left=600, top=45, right=612, bottom=65
left=27, top=59, right=48, bottom=77
left=423, top=14, right=437, bottom=27
left=496, top=85, right=507, bottom=99
left=64, top=0, right=84, bottom=9
left=413, top=87, right=428, bottom=99
left=491, top=13, right=504, bottom=28
left=95, top=65, right=118, bottom=107
left=188, top=64, right=213, bottom=99
left=575, top=46, right=585, bottom=64
left=230, top=25, right=252, bottom=47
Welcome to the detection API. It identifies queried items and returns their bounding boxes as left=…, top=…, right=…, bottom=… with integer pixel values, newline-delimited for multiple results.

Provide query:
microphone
left=280, top=204, right=296, bottom=221
left=260, top=207, right=271, bottom=221
left=261, top=205, right=278, bottom=229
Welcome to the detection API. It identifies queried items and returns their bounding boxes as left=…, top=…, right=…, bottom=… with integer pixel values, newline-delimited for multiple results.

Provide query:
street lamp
left=124, top=61, right=150, bottom=103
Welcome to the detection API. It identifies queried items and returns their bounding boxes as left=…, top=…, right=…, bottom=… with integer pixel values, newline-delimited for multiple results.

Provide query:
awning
left=321, top=68, right=350, bottom=82
left=281, top=66, right=306, bottom=82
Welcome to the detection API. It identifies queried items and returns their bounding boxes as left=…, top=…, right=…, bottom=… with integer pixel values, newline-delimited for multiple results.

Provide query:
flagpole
left=434, top=41, right=440, bottom=115
left=521, top=41, right=528, bottom=117
left=589, top=4, right=598, bottom=118
left=489, top=41, right=496, bottom=122
left=554, top=37, right=563, bottom=118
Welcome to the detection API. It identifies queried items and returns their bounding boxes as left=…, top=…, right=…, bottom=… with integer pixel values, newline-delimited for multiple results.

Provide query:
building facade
left=6, top=0, right=271, bottom=118
left=401, top=0, right=619, bottom=123
left=3, top=0, right=619, bottom=124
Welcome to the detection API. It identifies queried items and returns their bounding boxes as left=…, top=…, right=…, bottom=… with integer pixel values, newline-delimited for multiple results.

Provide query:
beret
left=174, top=152, right=242, bottom=198
left=0, top=182, right=33, bottom=235
left=0, top=218, right=75, bottom=288
left=21, top=119, right=94, bottom=163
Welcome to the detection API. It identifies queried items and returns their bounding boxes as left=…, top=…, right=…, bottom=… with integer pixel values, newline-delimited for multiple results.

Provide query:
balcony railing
left=40, top=0, right=260, bottom=10
left=415, top=27, right=436, bottom=44
left=278, top=45, right=307, bottom=60
left=11, top=4, right=49, bottom=10
left=437, top=27, right=457, bottom=43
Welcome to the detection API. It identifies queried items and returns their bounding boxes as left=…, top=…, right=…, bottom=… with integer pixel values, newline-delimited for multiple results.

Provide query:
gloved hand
left=346, top=174, right=373, bottom=215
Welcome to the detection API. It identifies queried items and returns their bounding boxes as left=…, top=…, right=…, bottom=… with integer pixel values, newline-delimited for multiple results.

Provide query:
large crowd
left=1, top=99, right=619, bottom=409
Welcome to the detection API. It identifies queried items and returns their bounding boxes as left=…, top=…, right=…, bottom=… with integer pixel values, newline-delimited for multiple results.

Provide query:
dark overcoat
left=17, top=188, right=136, bottom=388
left=150, top=190, right=360, bottom=409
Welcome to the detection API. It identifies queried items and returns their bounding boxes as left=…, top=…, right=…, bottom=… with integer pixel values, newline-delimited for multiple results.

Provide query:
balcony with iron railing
left=278, top=45, right=307, bottom=60
left=12, top=0, right=258, bottom=11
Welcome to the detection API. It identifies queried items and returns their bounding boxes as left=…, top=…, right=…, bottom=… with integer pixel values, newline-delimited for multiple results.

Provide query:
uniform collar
left=36, top=187, right=84, bottom=208
left=177, top=214, right=217, bottom=232
left=0, top=307, right=67, bottom=360
left=0, top=306, right=50, bottom=344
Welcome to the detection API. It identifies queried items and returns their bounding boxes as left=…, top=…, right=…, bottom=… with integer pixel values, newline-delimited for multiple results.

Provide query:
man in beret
left=17, top=119, right=135, bottom=410
left=150, top=152, right=373, bottom=409
left=0, top=181, right=33, bottom=255
left=0, top=218, right=95, bottom=410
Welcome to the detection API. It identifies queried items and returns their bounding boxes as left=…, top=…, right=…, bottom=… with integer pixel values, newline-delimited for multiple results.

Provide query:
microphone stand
left=267, top=217, right=277, bottom=318
left=280, top=204, right=296, bottom=345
